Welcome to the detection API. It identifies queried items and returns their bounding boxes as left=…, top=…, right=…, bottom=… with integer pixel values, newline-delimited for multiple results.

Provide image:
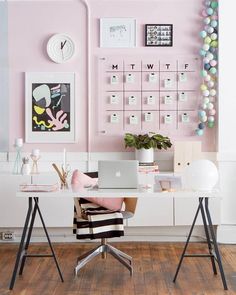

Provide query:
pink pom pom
left=210, top=60, right=217, bottom=67
left=209, top=109, right=216, bottom=116
left=202, top=10, right=208, bottom=17
left=209, top=96, right=215, bottom=103
left=211, top=15, right=218, bottom=20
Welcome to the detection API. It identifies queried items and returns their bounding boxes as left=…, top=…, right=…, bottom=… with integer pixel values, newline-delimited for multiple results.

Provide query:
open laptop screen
left=98, top=160, right=139, bottom=189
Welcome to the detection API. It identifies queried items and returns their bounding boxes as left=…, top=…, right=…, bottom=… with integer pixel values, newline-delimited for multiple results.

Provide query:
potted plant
left=124, top=132, right=172, bottom=164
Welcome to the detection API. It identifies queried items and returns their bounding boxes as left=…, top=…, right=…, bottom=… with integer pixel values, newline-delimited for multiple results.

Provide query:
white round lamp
left=183, top=159, right=219, bottom=191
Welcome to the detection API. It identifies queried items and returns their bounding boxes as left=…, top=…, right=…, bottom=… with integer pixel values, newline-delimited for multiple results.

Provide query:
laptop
left=98, top=160, right=139, bottom=189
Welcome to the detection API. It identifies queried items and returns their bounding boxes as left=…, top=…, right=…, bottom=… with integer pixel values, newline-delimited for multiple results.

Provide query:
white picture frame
left=25, top=72, right=76, bottom=143
left=100, top=18, right=136, bottom=48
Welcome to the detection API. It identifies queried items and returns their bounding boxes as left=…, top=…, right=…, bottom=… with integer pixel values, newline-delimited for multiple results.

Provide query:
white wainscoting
left=0, top=151, right=221, bottom=242
left=217, top=153, right=236, bottom=243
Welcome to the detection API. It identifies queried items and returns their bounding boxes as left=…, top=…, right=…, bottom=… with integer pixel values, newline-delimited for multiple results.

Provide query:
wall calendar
left=98, top=56, right=200, bottom=136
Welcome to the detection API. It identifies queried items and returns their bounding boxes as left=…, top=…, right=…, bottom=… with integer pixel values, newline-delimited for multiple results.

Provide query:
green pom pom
left=211, top=40, right=218, bottom=48
left=201, top=70, right=208, bottom=77
left=210, top=67, right=217, bottom=75
left=211, top=2, right=218, bottom=9
left=204, top=36, right=212, bottom=44
left=208, top=121, right=215, bottom=128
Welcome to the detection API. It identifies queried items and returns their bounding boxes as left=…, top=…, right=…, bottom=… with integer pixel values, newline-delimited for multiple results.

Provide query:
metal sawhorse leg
left=9, top=197, right=64, bottom=290
left=173, top=197, right=228, bottom=290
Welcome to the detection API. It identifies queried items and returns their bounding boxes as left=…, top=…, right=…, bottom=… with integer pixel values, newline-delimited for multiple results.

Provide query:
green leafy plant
left=124, top=132, right=172, bottom=150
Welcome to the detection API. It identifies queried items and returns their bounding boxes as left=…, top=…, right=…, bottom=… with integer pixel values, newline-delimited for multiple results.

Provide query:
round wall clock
left=47, top=33, right=75, bottom=63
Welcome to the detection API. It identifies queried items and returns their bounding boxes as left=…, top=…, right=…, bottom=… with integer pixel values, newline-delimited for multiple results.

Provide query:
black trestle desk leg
left=19, top=198, right=38, bottom=275
left=173, top=197, right=203, bottom=283
left=199, top=199, right=217, bottom=275
left=205, top=198, right=228, bottom=290
left=9, top=198, right=32, bottom=290
left=34, top=198, right=64, bottom=282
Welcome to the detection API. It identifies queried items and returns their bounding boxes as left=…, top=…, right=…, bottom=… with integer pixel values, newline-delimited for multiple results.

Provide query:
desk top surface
left=16, top=184, right=220, bottom=199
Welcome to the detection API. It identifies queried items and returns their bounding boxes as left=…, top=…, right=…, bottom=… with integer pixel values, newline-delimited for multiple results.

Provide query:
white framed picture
left=100, top=18, right=136, bottom=48
left=25, top=72, right=76, bottom=143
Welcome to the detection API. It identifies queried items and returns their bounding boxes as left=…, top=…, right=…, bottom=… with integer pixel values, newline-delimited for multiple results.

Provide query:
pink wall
left=8, top=1, right=87, bottom=152
left=8, top=0, right=216, bottom=152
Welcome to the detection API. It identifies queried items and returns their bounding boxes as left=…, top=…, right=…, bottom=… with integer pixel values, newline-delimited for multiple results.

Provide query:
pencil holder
left=52, top=163, right=70, bottom=190
left=60, top=175, right=69, bottom=190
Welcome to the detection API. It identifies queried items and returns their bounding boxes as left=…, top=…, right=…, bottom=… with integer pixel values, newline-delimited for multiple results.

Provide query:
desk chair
left=74, top=172, right=137, bottom=276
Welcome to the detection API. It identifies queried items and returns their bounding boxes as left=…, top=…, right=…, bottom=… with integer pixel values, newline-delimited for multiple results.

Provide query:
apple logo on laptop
left=115, top=171, right=121, bottom=177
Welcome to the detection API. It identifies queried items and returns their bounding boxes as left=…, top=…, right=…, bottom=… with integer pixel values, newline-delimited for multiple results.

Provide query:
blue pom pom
left=198, top=110, right=206, bottom=117
left=207, top=8, right=214, bottom=15
left=209, top=47, right=216, bottom=53
left=198, top=123, right=205, bottom=129
left=211, top=20, right=218, bottom=28
left=204, top=63, right=211, bottom=70
left=195, top=129, right=204, bottom=136
left=200, top=30, right=207, bottom=38
left=199, top=49, right=207, bottom=56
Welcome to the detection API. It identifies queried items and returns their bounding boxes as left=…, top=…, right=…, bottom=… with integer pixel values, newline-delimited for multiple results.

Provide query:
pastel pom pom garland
left=196, top=0, right=218, bottom=136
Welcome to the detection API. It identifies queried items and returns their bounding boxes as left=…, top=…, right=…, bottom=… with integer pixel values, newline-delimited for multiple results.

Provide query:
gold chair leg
left=101, top=238, right=107, bottom=259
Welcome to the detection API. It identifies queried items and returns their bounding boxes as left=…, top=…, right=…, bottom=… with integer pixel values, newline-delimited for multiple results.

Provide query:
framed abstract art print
left=25, top=72, right=76, bottom=143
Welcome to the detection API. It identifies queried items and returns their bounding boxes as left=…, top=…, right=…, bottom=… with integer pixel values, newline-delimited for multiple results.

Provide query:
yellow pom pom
left=200, top=84, right=207, bottom=91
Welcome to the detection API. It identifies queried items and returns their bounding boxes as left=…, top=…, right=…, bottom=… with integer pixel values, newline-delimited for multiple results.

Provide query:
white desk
left=16, top=183, right=220, bottom=198
left=9, top=185, right=228, bottom=290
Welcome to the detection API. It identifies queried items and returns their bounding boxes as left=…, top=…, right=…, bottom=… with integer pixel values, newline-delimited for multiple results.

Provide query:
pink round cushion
left=71, top=170, right=97, bottom=187
left=71, top=170, right=124, bottom=211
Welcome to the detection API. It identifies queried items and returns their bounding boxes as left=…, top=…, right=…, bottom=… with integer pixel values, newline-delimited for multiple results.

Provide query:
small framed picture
left=145, top=24, right=173, bottom=47
left=100, top=18, right=136, bottom=48
left=25, top=72, right=76, bottom=143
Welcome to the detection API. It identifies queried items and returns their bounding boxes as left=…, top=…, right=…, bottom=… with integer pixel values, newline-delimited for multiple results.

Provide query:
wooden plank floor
left=0, top=242, right=236, bottom=295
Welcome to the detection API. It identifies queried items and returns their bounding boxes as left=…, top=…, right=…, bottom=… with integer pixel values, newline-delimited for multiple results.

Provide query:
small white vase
left=135, top=148, right=154, bottom=164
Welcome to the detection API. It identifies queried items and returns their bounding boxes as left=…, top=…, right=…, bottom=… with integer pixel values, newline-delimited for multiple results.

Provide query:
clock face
left=47, top=34, right=75, bottom=63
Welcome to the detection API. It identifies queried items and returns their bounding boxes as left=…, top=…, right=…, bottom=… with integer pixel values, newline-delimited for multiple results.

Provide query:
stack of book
left=19, top=183, right=59, bottom=192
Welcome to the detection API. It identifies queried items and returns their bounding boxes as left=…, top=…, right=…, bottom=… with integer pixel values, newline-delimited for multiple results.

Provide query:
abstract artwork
left=145, top=24, right=173, bottom=47
left=100, top=18, right=136, bottom=48
left=25, top=72, right=76, bottom=143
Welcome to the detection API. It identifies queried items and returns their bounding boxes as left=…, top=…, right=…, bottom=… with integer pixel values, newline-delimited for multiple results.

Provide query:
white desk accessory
left=13, top=138, right=23, bottom=174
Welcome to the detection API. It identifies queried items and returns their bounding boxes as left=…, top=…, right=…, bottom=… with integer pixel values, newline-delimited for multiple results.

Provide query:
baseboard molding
left=0, top=226, right=207, bottom=243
